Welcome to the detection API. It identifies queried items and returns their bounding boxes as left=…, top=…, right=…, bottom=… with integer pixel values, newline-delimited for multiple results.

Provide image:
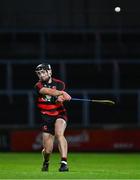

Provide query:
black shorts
left=41, top=113, right=68, bottom=135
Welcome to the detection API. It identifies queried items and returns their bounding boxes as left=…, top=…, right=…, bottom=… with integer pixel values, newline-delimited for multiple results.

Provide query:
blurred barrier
left=1, top=128, right=140, bottom=152
left=0, top=130, right=10, bottom=151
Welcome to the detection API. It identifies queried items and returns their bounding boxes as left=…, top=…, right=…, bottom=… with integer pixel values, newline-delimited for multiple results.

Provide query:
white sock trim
left=61, top=161, right=67, bottom=164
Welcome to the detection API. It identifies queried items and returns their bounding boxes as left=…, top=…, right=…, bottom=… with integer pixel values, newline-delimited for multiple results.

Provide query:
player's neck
left=48, top=77, right=52, bottom=83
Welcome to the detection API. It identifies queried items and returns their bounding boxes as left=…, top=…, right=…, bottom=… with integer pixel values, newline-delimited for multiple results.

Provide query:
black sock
left=44, top=154, right=50, bottom=163
left=42, top=151, right=50, bottom=163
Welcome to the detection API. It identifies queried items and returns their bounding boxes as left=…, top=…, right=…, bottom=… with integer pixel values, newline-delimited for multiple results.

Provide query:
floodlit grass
left=0, top=152, right=140, bottom=179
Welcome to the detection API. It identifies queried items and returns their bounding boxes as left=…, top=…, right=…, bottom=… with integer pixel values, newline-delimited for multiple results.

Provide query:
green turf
left=0, top=152, right=140, bottom=179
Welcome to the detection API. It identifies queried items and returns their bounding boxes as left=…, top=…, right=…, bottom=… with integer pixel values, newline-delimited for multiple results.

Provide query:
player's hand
left=56, top=95, right=65, bottom=103
left=62, top=91, right=71, bottom=101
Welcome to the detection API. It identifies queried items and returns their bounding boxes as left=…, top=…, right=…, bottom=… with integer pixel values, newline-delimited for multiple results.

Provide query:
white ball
left=115, top=7, right=121, bottom=12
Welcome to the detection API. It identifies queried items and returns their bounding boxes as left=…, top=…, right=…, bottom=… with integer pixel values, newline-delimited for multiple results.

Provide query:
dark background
left=0, top=0, right=140, bottom=129
left=0, top=0, right=139, bottom=28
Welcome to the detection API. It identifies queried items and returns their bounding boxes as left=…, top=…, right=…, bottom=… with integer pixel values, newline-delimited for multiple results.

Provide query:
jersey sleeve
left=58, top=80, right=65, bottom=91
left=34, top=82, right=43, bottom=92
left=53, top=78, right=66, bottom=91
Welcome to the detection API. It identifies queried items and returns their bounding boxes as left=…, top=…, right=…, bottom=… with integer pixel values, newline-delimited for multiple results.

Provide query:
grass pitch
left=0, top=152, right=140, bottom=179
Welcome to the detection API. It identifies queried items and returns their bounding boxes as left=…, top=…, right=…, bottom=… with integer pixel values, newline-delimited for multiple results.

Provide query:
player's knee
left=55, top=132, right=64, bottom=140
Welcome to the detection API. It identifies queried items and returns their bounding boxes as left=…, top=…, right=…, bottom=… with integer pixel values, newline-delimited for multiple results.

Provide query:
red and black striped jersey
left=34, top=78, right=67, bottom=116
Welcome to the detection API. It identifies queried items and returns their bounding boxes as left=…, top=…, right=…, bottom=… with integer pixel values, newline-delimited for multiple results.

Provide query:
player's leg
left=41, top=132, right=54, bottom=171
left=55, top=118, right=69, bottom=172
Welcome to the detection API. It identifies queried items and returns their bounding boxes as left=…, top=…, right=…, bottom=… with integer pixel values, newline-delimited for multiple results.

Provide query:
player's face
left=36, top=69, right=50, bottom=81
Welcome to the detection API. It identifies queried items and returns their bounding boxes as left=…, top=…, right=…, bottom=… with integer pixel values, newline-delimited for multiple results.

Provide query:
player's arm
left=35, top=80, right=71, bottom=101
left=39, top=87, right=63, bottom=97
left=54, top=79, right=71, bottom=102
left=39, top=87, right=71, bottom=101
left=35, top=82, right=63, bottom=97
